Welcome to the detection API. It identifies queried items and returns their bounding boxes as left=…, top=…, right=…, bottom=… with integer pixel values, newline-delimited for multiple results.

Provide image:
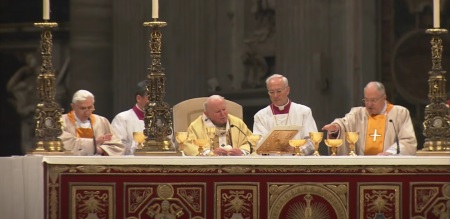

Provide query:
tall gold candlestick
left=31, top=21, right=64, bottom=153
left=419, top=28, right=450, bottom=155
left=136, top=19, right=174, bottom=154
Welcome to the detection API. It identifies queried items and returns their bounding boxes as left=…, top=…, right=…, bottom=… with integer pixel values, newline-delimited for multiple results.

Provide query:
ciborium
left=248, top=134, right=261, bottom=155
left=133, top=132, right=146, bottom=149
left=193, top=139, right=209, bottom=156
left=309, top=132, right=324, bottom=156
left=324, top=139, right=343, bottom=156
left=345, top=132, right=359, bottom=156
left=289, top=139, right=307, bottom=156
left=175, top=132, right=188, bottom=153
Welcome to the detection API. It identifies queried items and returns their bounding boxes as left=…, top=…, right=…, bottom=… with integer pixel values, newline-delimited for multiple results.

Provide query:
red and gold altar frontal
left=43, top=156, right=450, bottom=219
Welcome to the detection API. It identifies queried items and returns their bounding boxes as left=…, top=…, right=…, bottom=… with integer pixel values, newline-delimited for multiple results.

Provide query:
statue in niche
left=242, top=0, right=276, bottom=89
left=242, top=40, right=268, bottom=88
left=7, top=52, right=40, bottom=153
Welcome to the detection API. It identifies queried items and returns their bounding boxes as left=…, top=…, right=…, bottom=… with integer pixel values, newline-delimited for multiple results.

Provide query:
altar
left=38, top=156, right=450, bottom=219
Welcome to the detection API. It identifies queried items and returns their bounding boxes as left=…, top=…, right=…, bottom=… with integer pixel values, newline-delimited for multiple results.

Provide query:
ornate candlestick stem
left=137, top=19, right=174, bottom=154
left=419, top=28, right=450, bottom=155
left=31, top=21, right=64, bottom=153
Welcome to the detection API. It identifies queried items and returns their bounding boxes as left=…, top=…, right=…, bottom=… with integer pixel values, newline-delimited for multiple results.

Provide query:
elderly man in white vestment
left=111, top=81, right=148, bottom=155
left=322, top=81, right=417, bottom=156
left=59, top=90, right=125, bottom=156
left=253, top=74, right=318, bottom=155
left=183, top=95, right=252, bottom=156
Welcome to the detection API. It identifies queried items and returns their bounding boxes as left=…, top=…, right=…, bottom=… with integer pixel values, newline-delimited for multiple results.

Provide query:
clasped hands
left=95, top=133, right=112, bottom=155
left=96, top=134, right=112, bottom=146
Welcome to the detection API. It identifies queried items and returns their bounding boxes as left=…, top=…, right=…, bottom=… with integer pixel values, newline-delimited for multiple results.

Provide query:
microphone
left=230, top=124, right=252, bottom=154
left=88, top=118, right=97, bottom=155
left=389, top=119, right=400, bottom=155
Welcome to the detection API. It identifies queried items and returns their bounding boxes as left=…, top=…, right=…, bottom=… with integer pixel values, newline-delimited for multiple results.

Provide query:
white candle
left=43, top=0, right=50, bottom=20
left=433, top=0, right=440, bottom=28
left=152, top=0, right=159, bottom=19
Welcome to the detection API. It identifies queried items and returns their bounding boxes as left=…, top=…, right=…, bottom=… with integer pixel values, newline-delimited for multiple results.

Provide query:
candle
left=433, top=0, right=440, bottom=28
left=43, top=0, right=50, bottom=20
left=152, top=0, right=159, bottom=19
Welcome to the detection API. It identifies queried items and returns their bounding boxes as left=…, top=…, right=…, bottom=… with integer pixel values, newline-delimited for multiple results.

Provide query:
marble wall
left=90, top=0, right=378, bottom=127
left=1, top=0, right=381, bottom=154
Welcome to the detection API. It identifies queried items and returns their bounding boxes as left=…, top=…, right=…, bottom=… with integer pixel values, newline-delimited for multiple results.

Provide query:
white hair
left=72, top=90, right=95, bottom=104
left=204, top=95, right=225, bottom=111
left=365, top=81, right=386, bottom=96
left=266, top=74, right=289, bottom=87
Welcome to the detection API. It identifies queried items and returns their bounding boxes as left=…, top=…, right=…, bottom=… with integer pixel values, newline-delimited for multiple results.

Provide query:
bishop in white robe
left=253, top=100, right=318, bottom=155
left=322, top=81, right=417, bottom=156
left=328, top=104, right=417, bottom=156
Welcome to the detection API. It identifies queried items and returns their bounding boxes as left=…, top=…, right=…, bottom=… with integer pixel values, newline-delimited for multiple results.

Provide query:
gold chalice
left=193, top=139, right=209, bottom=156
left=289, top=139, right=307, bottom=156
left=133, top=132, right=146, bottom=149
left=309, top=132, right=324, bottom=156
left=206, top=127, right=216, bottom=155
left=324, top=139, right=343, bottom=156
left=345, top=132, right=359, bottom=156
left=175, top=132, right=188, bottom=153
left=248, top=134, right=261, bottom=155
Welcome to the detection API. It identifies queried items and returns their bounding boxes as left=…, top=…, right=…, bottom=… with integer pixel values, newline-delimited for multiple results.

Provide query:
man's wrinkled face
left=267, top=78, right=290, bottom=106
left=364, top=87, right=386, bottom=115
left=71, top=97, right=95, bottom=122
left=204, top=99, right=228, bottom=126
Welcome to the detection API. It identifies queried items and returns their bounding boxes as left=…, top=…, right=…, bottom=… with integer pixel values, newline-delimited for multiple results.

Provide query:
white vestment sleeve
left=111, top=114, right=132, bottom=155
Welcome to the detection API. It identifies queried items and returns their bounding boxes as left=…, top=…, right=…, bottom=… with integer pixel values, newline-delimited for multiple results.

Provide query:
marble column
left=276, top=0, right=376, bottom=127
left=69, top=0, right=114, bottom=119
left=162, top=0, right=218, bottom=104
left=112, top=0, right=151, bottom=114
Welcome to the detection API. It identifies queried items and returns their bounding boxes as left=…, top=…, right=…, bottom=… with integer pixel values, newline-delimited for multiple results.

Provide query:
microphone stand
left=230, top=124, right=252, bottom=154
left=88, top=118, right=97, bottom=155
left=389, top=119, right=400, bottom=155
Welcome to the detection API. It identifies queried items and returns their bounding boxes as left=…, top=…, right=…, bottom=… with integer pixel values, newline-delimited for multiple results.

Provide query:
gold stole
left=212, top=128, right=231, bottom=150
left=364, top=104, right=393, bottom=155
left=67, top=111, right=96, bottom=138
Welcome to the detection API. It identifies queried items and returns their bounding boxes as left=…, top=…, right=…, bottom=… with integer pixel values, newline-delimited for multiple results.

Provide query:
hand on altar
left=213, top=147, right=243, bottom=156
left=377, top=151, right=393, bottom=156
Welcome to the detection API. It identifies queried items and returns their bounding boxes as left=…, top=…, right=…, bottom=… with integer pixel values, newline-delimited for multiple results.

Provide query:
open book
left=256, top=125, right=302, bottom=154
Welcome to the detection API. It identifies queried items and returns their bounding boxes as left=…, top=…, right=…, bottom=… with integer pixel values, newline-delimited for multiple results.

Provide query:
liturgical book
left=256, top=125, right=302, bottom=154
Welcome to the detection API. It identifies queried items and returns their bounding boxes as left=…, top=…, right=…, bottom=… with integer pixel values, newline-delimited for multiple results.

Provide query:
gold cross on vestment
left=369, top=129, right=381, bottom=141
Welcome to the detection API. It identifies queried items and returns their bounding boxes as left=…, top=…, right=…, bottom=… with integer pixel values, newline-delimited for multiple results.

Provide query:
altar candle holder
left=31, top=21, right=65, bottom=153
left=420, top=28, right=450, bottom=154
left=138, top=18, right=175, bottom=153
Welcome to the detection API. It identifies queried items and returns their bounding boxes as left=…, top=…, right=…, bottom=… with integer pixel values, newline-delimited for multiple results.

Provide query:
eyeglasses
left=362, top=97, right=383, bottom=104
left=78, top=106, right=95, bottom=112
left=268, top=87, right=287, bottom=96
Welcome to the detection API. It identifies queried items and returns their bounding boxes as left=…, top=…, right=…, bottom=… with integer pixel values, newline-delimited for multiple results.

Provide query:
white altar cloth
left=0, top=154, right=449, bottom=219
left=43, top=155, right=450, bottom=166
left=0, top=155, right=44, bottom=219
